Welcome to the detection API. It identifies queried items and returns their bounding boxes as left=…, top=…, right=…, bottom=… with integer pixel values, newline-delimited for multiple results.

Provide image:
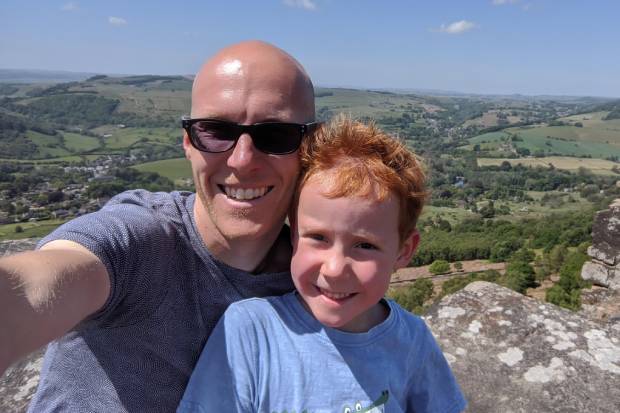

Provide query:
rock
left=424, top=281, right=620, bottom=413
left=0, top=350, right=45, bottom=413
left=582, top=199, right=620, bottom=290
left=0, top=239, right=42, bottom=413
left=0, top=239, right=39, bottom=257
left=581, top=261, right=620, bottom=290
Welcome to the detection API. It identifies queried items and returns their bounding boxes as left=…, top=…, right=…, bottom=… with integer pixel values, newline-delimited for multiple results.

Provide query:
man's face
left=184, top=56, right=312, bottom=246
left=291, top=176, right=418, bottom=333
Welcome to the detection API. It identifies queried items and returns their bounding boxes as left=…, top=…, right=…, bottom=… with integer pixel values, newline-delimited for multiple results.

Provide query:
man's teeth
left=224, top=186, right=269, bottom=200
left=321, top=289, right=352, bottom=300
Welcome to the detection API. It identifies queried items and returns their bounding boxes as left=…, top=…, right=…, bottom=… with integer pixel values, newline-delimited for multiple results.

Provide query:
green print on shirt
left=271, top=390, right=389, bottom=413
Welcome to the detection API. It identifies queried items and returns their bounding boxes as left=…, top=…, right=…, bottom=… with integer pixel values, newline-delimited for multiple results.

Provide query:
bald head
left=191, top=40, right=315, bottom=123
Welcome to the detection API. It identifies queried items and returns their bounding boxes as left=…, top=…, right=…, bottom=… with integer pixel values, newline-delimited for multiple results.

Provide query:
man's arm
left=0, top=240, right=110, bottom=375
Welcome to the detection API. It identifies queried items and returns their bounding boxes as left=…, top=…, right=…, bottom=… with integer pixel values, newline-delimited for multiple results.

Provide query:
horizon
left=1, top=67, right=617, bottom=100
left=1, top=1, right=619, bottom=98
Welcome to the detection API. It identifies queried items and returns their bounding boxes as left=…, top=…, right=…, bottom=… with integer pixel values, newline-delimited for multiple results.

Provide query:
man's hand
left=0, top=240, right=110, bottom=375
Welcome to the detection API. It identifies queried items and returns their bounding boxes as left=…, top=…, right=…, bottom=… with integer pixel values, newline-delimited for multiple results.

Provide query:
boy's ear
left=394, top=229, right=420, bottom=270
left=288, top=212, right=299, bottom=246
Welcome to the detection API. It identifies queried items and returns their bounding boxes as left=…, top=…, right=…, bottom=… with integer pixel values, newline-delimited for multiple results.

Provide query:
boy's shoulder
left=222, top=293, right=297, bottom=328
left=384, top=299, right=437, bottom=343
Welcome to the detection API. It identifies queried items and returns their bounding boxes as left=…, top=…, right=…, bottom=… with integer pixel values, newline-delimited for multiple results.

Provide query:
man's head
left=183, top=41, right=315, bottom=264
left=290, top=116, right=427, bottom=332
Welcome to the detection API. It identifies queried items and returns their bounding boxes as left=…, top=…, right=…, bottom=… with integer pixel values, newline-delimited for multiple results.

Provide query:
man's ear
left=394, top=229, right=420, bottom=270
left=182, top=131, right=192, bottom=160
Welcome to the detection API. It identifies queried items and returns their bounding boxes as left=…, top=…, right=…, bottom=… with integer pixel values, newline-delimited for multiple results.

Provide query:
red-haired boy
left=179, top=117, right=466, bottom=413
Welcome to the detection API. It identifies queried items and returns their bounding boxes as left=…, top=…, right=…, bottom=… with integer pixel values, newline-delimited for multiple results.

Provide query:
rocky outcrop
left=424, top=281, right=620, bottom=413
left=0, top=239, right=42, bottom=413
left=581, top=199, right=620, bottom=290
left=0, top=350, right=44, bottom=413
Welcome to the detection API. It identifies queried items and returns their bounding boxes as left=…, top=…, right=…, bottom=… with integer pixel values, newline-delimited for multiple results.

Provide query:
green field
left=132, top=157, right=192, bottom=181
left=316, top=88, right=429, bottom=120
left=26, top=130, right=71, bottom=158
left=0, top=219, right=69, bottom=241
left=101, top=127, right=181, bottom=150
left=477, top=156, right=619, bottom=175
left=62, top=132, right=101, bottom=152
left=469, top=111, right=620, bottom=158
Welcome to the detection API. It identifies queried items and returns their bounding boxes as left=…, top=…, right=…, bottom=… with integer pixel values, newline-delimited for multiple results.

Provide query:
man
left=0, top=40, right=316, bottom=412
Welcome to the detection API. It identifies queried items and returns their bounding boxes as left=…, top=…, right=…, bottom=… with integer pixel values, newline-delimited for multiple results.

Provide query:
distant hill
left=0, top=69, right=100, bottom=84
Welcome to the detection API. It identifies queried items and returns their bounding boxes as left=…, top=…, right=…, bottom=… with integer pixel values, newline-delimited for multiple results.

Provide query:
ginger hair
left=295, top=115, right=428, bottom=243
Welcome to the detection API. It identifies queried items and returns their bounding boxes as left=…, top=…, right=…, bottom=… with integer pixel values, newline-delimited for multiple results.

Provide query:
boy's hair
left=295, top=115, right=428, bottom=243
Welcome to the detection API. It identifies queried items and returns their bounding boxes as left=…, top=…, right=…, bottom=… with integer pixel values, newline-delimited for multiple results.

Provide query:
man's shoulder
left=106, top=189, right=194, bottom=212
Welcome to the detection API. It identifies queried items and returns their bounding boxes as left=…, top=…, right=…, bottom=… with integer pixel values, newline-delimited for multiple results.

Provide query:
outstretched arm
left=0, top=240, right=110, bottom=375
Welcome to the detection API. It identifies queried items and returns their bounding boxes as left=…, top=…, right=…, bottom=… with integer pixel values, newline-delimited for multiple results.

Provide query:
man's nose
left=227, top=133, right=259, bottom=170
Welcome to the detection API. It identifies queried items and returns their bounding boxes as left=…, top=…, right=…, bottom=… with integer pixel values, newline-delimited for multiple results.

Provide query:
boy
left=178, top=117, right=466, bottom=413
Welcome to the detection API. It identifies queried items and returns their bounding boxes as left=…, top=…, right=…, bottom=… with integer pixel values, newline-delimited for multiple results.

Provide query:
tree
left=479, top=201, right=495, bottom=219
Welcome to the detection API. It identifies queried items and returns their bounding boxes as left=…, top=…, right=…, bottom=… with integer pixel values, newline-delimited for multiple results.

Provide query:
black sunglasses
left=182, top=117, right=321, bottom=155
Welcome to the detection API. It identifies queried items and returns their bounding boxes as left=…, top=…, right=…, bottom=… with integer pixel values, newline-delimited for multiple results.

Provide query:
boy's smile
left=291, top=174, right=418, bottom=333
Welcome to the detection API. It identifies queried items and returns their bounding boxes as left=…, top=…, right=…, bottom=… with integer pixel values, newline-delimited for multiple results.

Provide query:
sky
left=1, top=0, right=619, bottom=97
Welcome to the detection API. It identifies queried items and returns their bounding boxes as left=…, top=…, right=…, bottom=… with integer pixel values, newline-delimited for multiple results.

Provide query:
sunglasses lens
left=253, top=124, right=301, bottom=154
left=191, top=121, right=237, bottom=152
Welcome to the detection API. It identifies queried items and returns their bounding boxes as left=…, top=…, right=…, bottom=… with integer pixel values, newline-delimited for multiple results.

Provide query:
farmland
left=477, top=156, right=619, bottom=175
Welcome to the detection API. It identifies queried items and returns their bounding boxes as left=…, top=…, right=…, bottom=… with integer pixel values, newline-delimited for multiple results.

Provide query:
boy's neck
left=295, top=293, right=390, bottom=333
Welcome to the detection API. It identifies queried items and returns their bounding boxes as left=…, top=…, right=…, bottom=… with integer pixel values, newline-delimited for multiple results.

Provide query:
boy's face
left=291, top=176, right=419, bottom=333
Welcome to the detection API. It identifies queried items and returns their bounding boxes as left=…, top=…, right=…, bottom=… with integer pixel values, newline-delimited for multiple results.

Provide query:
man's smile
left=218, top=185, right=274, bottom=201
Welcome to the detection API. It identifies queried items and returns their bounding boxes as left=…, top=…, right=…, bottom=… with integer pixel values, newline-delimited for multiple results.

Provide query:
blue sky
left=1, top=0, right=618, bottom=97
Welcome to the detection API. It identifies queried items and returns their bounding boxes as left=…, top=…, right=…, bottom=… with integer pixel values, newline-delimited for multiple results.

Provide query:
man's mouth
left=319, top=288, right=355, bottom=301
left=219, top=185, right=273, bottom=201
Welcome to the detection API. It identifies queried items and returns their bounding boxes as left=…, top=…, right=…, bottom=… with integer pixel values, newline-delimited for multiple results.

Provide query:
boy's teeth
left=224, top=186, right=268, bottom=200
left=321, top=289, right=352, bottom=300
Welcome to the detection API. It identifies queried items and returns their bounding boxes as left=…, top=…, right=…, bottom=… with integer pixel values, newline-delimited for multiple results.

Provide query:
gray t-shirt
left=27, top=190, right=295, bottom=412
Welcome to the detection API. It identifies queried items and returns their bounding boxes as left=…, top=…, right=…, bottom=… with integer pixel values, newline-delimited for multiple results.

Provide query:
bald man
left=0, top=41, right=316, bottom=412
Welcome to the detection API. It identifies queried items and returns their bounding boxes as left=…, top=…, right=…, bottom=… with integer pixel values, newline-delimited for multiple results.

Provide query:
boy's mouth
left=319, top=288, right=355, bottom=301
left=218, top=185, right=273, bottom=201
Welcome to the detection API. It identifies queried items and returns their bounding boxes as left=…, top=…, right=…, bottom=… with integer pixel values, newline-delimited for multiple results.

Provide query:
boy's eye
left=305, top=233, right=326, bottom=242
left=357, top=242, right=378, bottom=250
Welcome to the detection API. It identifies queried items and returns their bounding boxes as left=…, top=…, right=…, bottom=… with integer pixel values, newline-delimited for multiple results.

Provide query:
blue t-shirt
left=27, top=190, right=295, bottom=413
left=179, top=292, right=466, bottom=413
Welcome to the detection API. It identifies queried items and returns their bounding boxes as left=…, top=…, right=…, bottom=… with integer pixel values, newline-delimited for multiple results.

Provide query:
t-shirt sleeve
left=407, top=323, right=467, bottom=413
left=178, top=303, right=258, bottom=413
left=37, top=190, right=179, bottom=324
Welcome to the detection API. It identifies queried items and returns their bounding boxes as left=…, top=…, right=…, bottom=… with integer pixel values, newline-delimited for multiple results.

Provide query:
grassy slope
left=469, top=111, right=620, bottom=158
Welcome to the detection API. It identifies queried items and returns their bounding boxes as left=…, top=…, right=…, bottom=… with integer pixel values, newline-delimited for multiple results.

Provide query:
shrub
left=441, top=270, right=500, bottom=297
left=429, top=260, right=451, bottom=275
left=14, top=225, right=23, bottom=233
left=387, top=279, right=434, bottom=314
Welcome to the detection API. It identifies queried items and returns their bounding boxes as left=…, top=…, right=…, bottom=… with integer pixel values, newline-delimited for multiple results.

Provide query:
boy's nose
left=320, top=249, right=347, bottom=279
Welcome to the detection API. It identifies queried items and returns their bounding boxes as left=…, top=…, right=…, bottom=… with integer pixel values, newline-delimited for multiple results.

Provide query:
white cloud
left=492, top=0, right=519, bottom=5
left=108, top=16, right=128, bottom=26
left=438, top=20, right=477, bottom=35
left=61, top=2, right=78, bottom=11
left=283, top=0, right=317, bottom=11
